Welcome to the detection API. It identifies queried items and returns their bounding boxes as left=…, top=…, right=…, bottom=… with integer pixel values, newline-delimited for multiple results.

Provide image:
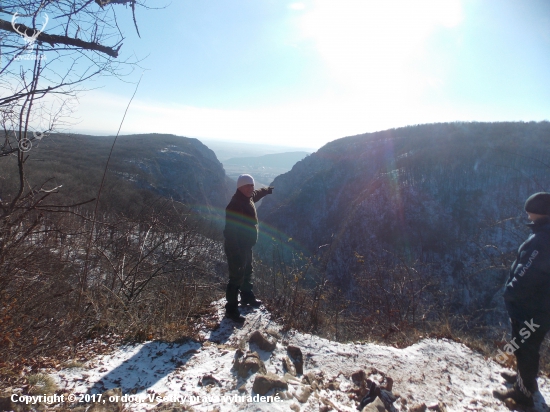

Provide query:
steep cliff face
left=2, top=133, right=234, bottom=219
left=111, top=134, right=233, bottom=210
left=258, top=122, right=550, bottom=302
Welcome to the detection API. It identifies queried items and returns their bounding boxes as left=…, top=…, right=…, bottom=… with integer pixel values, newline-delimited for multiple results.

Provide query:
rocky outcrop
left=260, top=122, right=550, bottom=259
left=362, top=398, right=386, bottom=412
left=110, top=134, right=233, bottom=211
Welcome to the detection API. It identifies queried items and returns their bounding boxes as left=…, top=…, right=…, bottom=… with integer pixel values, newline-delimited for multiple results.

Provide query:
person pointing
left=223, top=174, right=273, bottom=323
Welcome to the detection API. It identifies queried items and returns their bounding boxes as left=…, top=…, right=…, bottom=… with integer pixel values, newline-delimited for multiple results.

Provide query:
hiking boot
left=501, top=371, right=517, bottom=384
left=240, top=291, right=262, bottom=308
left=493, top=386, right=534, bottom=407
left=225, top=309, right=245, bottom=323
left=240, top=298, right=262, bottom=308
left=225, top=301, right=245, bottom=323
left=499, top=371, right=538, bottom=392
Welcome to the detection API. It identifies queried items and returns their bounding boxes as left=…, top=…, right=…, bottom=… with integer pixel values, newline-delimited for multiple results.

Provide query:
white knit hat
left=237, top=174, right=254, bottom=188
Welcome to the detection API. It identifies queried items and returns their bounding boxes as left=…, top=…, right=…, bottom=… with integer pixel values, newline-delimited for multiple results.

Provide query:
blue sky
left=73, top=0, right=550, bottom=149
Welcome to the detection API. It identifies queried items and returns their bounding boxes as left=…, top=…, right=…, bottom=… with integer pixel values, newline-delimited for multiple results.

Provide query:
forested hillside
left=256, top=122, right=550, bottom=332
left=0, top=133, right=233, bottom=217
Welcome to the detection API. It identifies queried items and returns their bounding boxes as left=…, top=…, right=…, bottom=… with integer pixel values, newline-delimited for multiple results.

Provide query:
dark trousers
left=511, top=317, right=550, bottom=395
left=224, top=241, right=253, bottom=307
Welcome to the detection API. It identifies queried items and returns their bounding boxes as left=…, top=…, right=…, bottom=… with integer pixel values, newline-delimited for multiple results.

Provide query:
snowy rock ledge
left=38, top=300, right=550, bottom=411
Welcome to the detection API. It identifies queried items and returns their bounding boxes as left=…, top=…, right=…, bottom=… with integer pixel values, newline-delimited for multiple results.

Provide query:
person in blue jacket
left=494, top=192, right=550, bottom=407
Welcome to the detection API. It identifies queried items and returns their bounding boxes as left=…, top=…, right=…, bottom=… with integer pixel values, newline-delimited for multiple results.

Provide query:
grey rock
left=283, top=373, right=301, bottom=384
left=326, top=379, right=340, bottom=391
left=233, top=350, right=267, bottom=378
left=361, top=397, right=386, bottom=412
left=289, top=403, right=301, bottom=412
left=294, top=385, right=312, bottom=403
left=249, top=330, right=277, bottom=352
left=199, top=374, right=221, bottom=387
left=282, top=355, right=297, bottom=376
left=427, top=402, right=447, bottom=412
left=302, top=371, right=324, bottom=390
left=252, top=372, right=289, bottom=395
left=409, top=403, right=427, bottom=412
left=287, top=345, right=304, bottom=375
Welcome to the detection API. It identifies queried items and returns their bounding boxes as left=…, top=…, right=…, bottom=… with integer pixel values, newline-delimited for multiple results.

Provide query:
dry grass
left=27, top=373, right=58, bottom=395
left=0, top=197, right=225, bottom=392
left=62, top=360, right=86, bottom=369
left=254, top=251, right=550, bottom=377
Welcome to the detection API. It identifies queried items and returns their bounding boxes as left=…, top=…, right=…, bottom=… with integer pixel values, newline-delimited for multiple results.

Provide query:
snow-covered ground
left=40, top=301, right=550, bottom=411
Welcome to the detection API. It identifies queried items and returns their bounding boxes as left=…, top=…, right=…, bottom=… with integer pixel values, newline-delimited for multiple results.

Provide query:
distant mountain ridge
left=1, top=133, right=234, bottom=217
left=107, top=133, right=233, bottom=209
left=222, top=151, right=311, bottom=187
left=223, top=152, right=310, bottom=169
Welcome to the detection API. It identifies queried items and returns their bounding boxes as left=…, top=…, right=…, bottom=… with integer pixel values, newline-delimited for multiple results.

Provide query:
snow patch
left=48, top=300, right=550, bottom=411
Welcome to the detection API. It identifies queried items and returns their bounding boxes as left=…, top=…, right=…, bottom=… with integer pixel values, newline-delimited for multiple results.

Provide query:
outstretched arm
left=252, top=186, right=274, bottom=203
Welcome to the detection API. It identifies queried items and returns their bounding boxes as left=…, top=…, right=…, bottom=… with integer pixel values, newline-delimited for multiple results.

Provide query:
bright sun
left=300, top=0, right=463, bottom=91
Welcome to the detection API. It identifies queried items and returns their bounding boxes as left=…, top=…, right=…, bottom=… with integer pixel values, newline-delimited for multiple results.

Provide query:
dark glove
left=267, top=186, right=274, bottom=194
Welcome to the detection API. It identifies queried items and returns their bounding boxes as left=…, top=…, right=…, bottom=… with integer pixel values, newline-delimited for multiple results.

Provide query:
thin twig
left=79, top=73, right=144, bottom=307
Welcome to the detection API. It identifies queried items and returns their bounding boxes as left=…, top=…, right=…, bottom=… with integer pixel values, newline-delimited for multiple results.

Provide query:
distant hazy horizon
left=67, top=0, right=549, bottom=149
left=72, top=129, right=321, bottom=153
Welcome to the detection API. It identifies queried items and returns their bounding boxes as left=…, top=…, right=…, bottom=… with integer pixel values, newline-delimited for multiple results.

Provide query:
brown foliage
left=0, top=198, right=224, bottom=383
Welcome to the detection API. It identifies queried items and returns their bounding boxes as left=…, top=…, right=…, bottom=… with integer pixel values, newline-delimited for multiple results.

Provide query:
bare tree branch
left=0, top=18, right=122, bottom=57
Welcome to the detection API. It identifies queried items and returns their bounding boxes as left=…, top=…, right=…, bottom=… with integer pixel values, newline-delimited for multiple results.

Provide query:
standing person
left=223, top=174, right=273, bottom=323
left=494, top=192, right=550, bottom=407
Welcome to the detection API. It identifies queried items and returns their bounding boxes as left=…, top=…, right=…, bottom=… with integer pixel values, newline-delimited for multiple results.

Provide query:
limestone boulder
left=252, top=372, right=288, bottom=396
left=249, top=330, right=277, bottom=352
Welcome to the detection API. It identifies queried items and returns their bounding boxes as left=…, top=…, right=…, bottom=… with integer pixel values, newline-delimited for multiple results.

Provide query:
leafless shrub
left=0, top=196, right=225, bottom=372
left=81, top=199, right=225, bottom=341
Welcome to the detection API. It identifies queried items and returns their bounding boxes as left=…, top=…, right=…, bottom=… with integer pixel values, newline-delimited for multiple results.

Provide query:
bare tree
left=0, top=0, right=148, bottom=250
left=0, top=0, right=146, bottom=157
left=0, top=0, right=151, bottom=365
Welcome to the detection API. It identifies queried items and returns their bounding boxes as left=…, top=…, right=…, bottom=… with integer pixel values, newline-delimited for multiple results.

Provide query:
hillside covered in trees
left=0, top=133, right=233, bottom=218
left=256, top=121, right=550, bottom=334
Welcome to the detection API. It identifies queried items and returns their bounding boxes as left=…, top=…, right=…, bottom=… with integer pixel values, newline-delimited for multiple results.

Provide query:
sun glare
left=289, top=2, right=306, bottom=10
left=300, top=0, right=463, bottom=90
